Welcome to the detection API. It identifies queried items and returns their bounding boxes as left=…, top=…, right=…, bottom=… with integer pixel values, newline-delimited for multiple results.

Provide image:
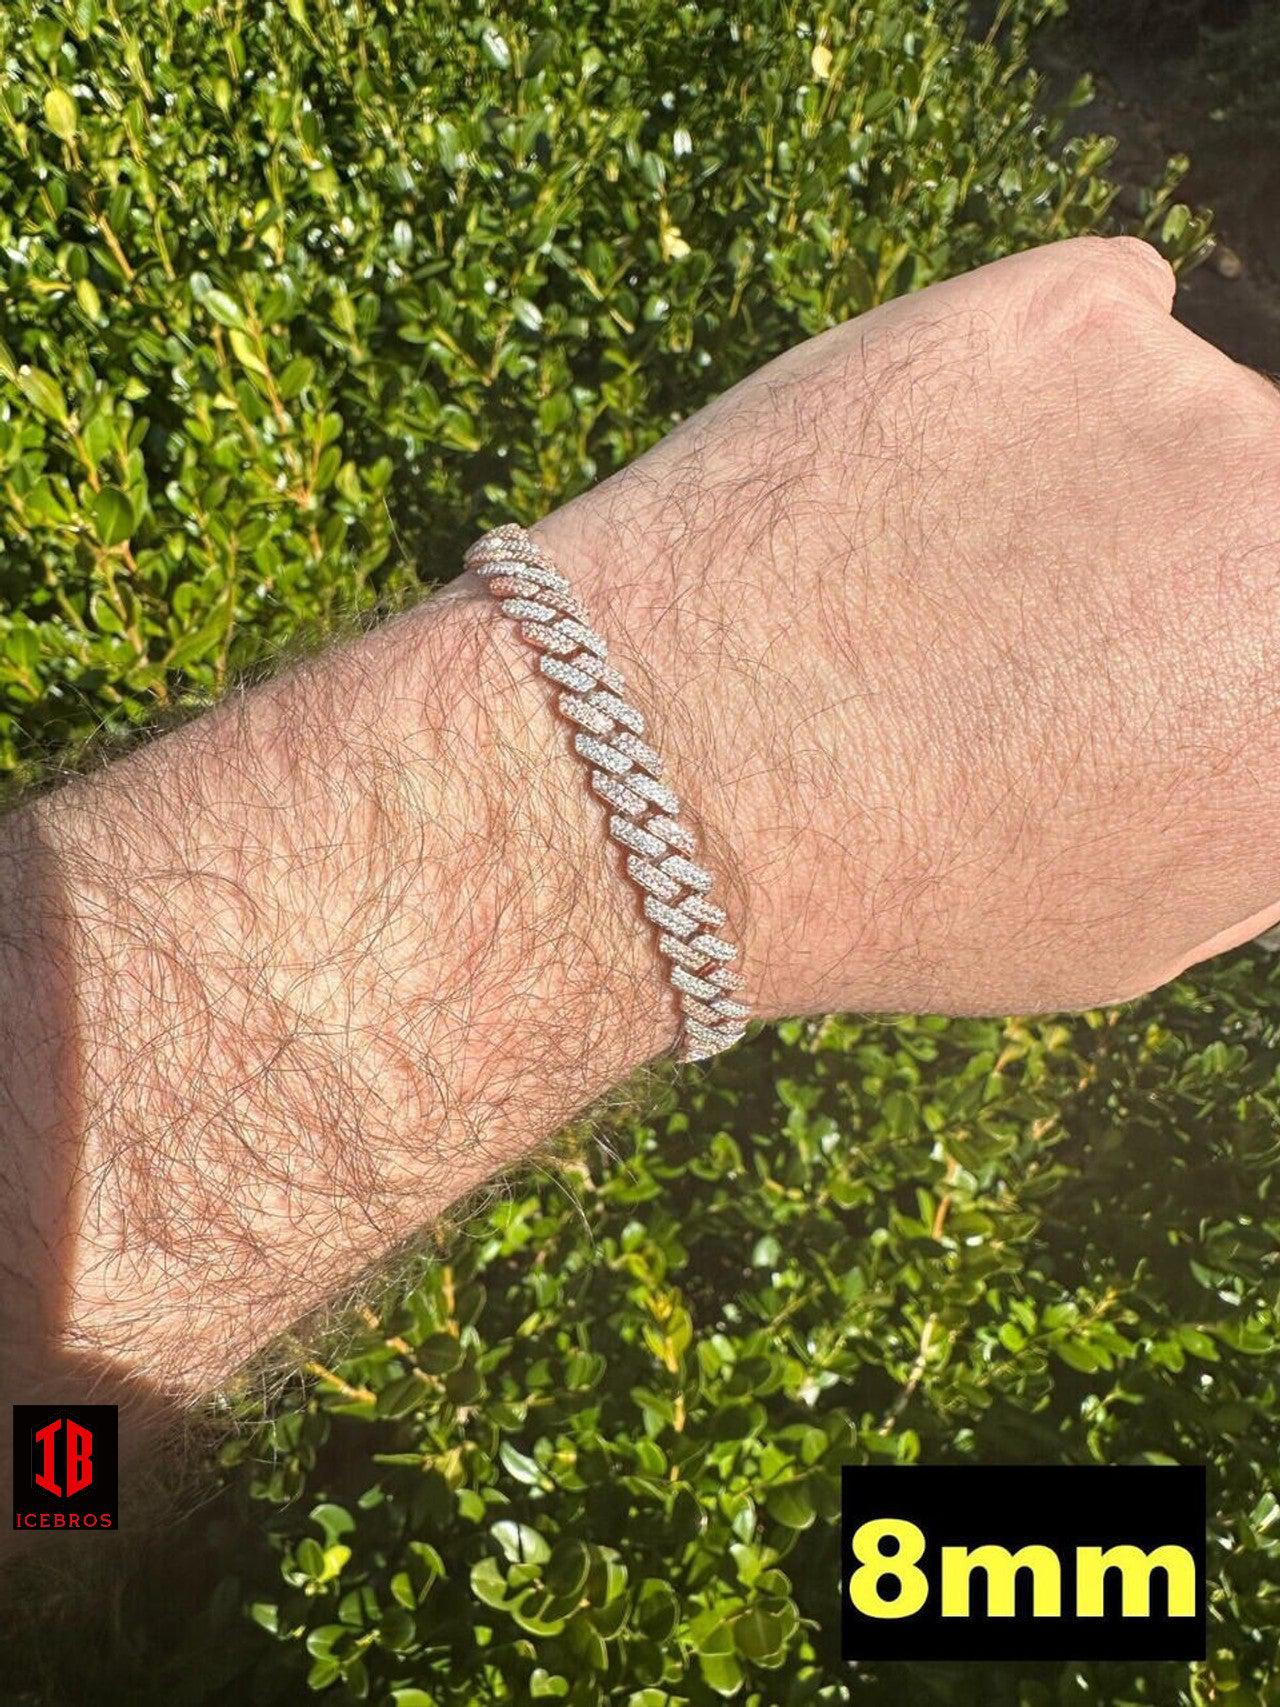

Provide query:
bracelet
left=463, top=522, right=750, bottom=1063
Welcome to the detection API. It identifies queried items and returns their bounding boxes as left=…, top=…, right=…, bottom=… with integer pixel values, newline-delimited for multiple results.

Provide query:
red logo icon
left=32, top=1417, right=95, bottom=1497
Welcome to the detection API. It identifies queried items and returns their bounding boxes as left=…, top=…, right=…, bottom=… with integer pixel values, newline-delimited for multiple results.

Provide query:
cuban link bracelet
left=464, top=522, right=750, bottom=1064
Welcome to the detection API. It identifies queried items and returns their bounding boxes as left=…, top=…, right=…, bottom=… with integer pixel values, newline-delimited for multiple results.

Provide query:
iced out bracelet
left=464, top=523, right=749, bottom=1063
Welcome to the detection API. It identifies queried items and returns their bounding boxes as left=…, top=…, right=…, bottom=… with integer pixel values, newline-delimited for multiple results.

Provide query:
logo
left=842, top=1465, right=1205, bottom=1660
left=13, top=1405, right=118, bottom=1530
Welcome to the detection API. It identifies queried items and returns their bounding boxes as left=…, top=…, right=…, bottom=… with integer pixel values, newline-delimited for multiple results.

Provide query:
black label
left=13, top=1404, right=119, bottom=1531
left=842, top=1465, right=1205, bottom=1660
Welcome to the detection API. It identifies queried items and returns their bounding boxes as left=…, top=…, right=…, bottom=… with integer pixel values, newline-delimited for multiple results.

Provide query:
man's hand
left=536, top=235, right=1280, bottom=1017
left=3, top=236, right=1280, bottom=1505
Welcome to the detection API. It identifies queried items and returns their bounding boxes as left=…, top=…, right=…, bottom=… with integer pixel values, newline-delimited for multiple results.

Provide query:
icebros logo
left=12, top=1405, right=118, bottom=1530
left=842, top=1465, right=1205, bottom=1660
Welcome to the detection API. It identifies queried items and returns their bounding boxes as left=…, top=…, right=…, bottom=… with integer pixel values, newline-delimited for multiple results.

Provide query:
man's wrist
left=6, top=582, right=670, bottom=1399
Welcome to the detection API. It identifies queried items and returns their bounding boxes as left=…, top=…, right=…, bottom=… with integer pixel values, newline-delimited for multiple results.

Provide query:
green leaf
left=480, top=27, right=511, bottom=70
left=30, top=17, right=64, bottom=57
left=17, top=367, right=69, bottom=425
left=409, top=1539, right=445, bottom=1578
left=376, top=1374, right=426, bottom=1418
left=1053, top=1339, right=1100, bottom=1374
left=415, top=1332, right=464, bottom=1374
left=305, top=1624, right=346, bottom=1660
left=92, top=486, right=134, bottom=547
left=525, top=30, right=560, bottom=75
left=491, top=1520, right=552, bottom=1565
left=167, top=612, right=229, bottom=672
left=278, top=357, right=315, bottom=400
left=317, top=1544, right=350, bottom=1583
left=634, top=1579, right=679, bottom=1641
left=306, top=1657, right=341, bottom=1691
left=510, top=1588, right=570, bottom=1637
left=1162, top=204, right=1190, bottom=245
left=310, top=1503, right=355, bottom=1546
left=690, top=1614, right=733, bottom=1657
left=434, top=119, right=463, bottom=174
left=699, top=1651, right=745, bottom=1697
left=203, top=289, right=249, bottom=331
left=75, top=277, right=102, bottom=320
left=498, top=1441, right=544, bottom=1486
left=43, top=86, right=78, bottom=141
left=1178, top=1325, right=1220, bottom=1361
left=732, top=1605, right=789, bottom=1663
left=470, top=1556, right=511, bottom=1610
left=377, top=1607, right=416, bottom=1652
left=765, top=1478, right=815, bottom=1531
left=435, top=404, right=482, bottom=452
left=229, top=328, right=269, bottom=377
left=247, top=1601, right=280, bottom=1635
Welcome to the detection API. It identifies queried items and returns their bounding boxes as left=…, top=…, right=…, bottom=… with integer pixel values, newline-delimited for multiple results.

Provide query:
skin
left=535, top=236, right=1280, bottom=1016
left=2, top=235, right=1279, bottom=1538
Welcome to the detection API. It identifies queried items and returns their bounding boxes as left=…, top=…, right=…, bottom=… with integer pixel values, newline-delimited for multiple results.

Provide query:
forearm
left=7, top=230, right=1278, bottom=1488
left=0, top=580, right=672, bottom=1406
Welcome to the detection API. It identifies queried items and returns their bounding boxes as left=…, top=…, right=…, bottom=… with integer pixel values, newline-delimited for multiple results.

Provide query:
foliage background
left=0, top=0, right=1272, bottom=1704
left=1055, top=0, right=1280, bottom=277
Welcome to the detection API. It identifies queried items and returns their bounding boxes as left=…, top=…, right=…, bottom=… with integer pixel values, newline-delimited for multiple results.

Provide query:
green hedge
left=0, top=0, right=1205, bottom=777
left=0, top=2, right=1258, bottom=1706
left=15, top=977, right=1280, bottom=1705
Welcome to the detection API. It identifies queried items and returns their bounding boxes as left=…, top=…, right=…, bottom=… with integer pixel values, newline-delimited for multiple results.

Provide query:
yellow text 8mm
left=840, top=1465, right=1206, bottom=1661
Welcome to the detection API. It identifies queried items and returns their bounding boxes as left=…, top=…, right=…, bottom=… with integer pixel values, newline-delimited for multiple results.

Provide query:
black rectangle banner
left=13, top=1404, right=119, bottom=1531
left=842, top=1464, right=1205, bottom=1661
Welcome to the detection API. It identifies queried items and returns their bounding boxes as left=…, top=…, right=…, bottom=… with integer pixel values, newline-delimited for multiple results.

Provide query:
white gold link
left=466, top=521, right=749, bottom=1062
left=552, top=617, right=608, bottom=658
left=541, top=651, right=627, bottom=697
left=671, top=964, right=725, bottom=1004
left=647, top=814, right=696, bottom=855
left=708, top=965, right=747, bottom=993
left=487, top=577, right=591, bottom=626
left=591, top=771, right=648, bottom=817
left=522, top=618, right=578, bottom=656
left=682, top=895, right=727, bottom=928
left=540, top=656, right=597, bottom=694
left=587, top=690, right=644, bottom=735
left=500, top=597, right=558, bottom=623
left=657, top=930, right=710, bottom=970
left=686, top=931, right=737, bottom=963
left=643, top=895, right=699, bottom=939
left=660, top=853, right=713, bottom=894
left=474, top=556, right=572, bottom=599
left=610, top=730, right=664, bottom=777
left=575, top=733, right=632, bottom=775
left=559, top=694, right=616, bottom=736
left=626, top=855, right=683, bottom=902
left=682, top=994, right=742, bottom=1029
left=611, top=816, right=669, bottom=860
left=682, top=1016, right=742, bottom=1060
left=626, top=772, right=681, bottom=816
